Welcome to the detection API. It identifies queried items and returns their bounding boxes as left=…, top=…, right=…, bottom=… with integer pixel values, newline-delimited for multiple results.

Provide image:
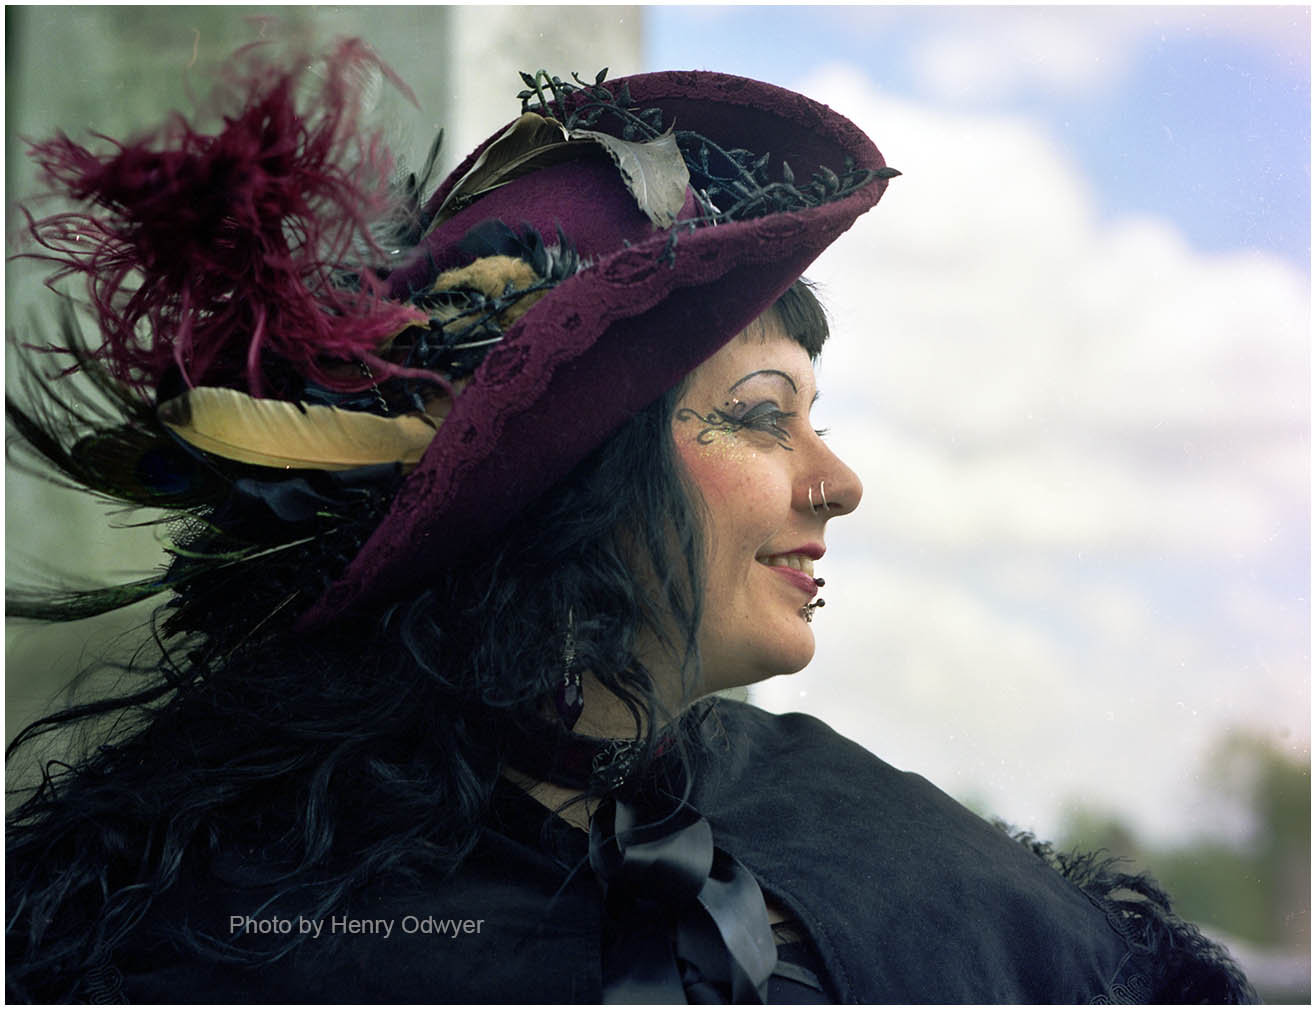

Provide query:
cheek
left=675, top=434, right=787, bottom=577
left=676, top=435, right=756, bottom=512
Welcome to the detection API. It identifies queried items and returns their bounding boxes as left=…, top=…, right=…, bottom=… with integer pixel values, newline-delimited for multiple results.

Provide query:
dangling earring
left=555, top=608, right=584, bottom=729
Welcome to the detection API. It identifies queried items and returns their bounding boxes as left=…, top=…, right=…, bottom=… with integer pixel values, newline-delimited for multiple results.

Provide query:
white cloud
left=752, top=64, right=1310, bottom=847
left=912, top=16, right=1134, bottom=102
left=899, top=6, right=1311, bottom=102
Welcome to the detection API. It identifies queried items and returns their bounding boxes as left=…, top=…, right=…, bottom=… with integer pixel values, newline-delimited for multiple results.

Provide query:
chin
left=702, top=623, right=815, bottom=695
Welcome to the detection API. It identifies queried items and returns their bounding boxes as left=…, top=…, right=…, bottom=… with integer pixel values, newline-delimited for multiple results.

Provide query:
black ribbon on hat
left=589, top=795, right=776, bottom=1003
left=229, top=464, right=403, bottom=523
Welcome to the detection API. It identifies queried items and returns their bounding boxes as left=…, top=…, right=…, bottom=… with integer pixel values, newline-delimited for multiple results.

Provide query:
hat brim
left=307, top=71, right=892, bottom=622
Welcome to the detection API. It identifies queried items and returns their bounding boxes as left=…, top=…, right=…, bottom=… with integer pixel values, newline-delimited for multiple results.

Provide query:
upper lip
left=757, top=542, right=825, bottom=562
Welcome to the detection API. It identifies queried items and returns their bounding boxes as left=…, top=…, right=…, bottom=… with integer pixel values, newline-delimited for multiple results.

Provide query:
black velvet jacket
left=99, top=701, right=1254, bottom=1003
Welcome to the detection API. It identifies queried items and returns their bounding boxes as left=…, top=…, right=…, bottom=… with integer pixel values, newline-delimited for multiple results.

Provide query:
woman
left=6, top=42, right=1254, bottom=1003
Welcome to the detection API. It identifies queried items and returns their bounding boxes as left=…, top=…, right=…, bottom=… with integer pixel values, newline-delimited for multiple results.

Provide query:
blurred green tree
left=1059, top=731, right=1309, bottom=1003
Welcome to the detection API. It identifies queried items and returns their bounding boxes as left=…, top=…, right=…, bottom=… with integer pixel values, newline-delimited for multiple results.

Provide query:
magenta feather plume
left=22, top=38, right=428, bottom=397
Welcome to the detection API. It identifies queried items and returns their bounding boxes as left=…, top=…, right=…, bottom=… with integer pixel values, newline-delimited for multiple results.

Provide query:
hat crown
left=388, top=69, right=886, bottom=303
left=388, top=155, right=686, bottom=301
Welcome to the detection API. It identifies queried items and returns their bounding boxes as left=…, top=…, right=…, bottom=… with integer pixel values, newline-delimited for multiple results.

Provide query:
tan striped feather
left=158, top=387, right=438, bottom=471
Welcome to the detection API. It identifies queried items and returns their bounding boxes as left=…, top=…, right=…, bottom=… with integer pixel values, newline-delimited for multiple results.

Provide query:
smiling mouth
left=758, top=552, right=816, bottom=577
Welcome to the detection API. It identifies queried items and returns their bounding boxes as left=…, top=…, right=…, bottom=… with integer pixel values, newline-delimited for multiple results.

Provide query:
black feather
left=7, top=309, right=227, bottom=510
left=6, top=300, right=403, bottom=637
left=997, top=823, right=1259, bottom=1003
left=455, top=220, right=582, bottom=283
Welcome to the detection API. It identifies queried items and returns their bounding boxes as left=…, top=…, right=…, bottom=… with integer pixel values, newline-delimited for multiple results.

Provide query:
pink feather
left=22, top=38, right=429, bottom=398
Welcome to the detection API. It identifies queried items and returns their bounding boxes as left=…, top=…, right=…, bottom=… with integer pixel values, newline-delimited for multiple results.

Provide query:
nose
left=797, top=436, right=863, bottom=518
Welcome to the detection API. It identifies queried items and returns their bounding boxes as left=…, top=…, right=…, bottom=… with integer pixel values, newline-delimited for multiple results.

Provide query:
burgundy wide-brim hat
left=304, top=70, right=894, bottom=623
left=17, top=50, right=893, bottom=631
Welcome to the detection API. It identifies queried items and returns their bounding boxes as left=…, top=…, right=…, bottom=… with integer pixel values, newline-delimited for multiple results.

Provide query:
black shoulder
left=698, top=697, right=879, bottom=767
left=1001, top=827, right=1259, bottom=1004
left=699, top=699, right=1259, bottom=1003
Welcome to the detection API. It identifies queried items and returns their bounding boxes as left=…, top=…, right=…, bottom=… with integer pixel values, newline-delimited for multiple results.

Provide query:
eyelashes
left=735, top=401, right=797, bottom=448
left=675, top=401, right=798, bottom=450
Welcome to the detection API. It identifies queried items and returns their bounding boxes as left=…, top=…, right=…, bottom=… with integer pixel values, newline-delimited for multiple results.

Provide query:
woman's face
left=672, top=315, right=863, bottom=694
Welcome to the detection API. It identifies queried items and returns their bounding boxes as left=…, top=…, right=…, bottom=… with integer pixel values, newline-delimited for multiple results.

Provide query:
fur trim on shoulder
left=996, top=824, right=1258, bottom=1004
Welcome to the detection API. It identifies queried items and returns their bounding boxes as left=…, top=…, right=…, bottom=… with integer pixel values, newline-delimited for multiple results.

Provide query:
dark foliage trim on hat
left=511, top=69, right=898, bottom=227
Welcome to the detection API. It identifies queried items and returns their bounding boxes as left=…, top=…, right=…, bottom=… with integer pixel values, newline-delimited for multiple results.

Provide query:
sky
left=646, top=6, right=1310, bottom=846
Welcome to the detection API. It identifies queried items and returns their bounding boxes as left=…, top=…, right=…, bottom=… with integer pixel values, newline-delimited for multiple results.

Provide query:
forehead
left=683, top=317, right=816, bottom=397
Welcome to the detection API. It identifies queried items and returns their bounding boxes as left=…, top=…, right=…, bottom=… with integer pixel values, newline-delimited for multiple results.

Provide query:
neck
left=503, top=672, right=698, bottom=829
left=503, top=766, right=598, bottom=832
left=569, top=671, right=680, bottom=739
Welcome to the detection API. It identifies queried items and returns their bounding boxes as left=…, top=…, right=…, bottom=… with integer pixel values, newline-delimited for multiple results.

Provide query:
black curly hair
left=5, top=280, right=830, bottom=1003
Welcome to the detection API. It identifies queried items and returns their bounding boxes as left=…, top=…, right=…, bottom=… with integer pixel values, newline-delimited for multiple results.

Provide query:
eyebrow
left=728, top=369, right=798, bottom=393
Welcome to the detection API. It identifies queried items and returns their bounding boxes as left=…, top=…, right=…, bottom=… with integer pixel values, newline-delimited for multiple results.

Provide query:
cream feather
left=158, top=387, right=438, bottom=471
left=429, top=113, right=691, bottom=230
left=430, top=113, right=571, bottom=229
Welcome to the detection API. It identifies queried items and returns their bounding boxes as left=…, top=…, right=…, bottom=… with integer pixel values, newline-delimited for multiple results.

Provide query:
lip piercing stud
left=801, top=598, right=826, bottom=622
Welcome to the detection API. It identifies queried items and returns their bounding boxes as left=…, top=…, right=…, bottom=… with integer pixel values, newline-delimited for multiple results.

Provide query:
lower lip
left=764, top=564, right=819, bottom=599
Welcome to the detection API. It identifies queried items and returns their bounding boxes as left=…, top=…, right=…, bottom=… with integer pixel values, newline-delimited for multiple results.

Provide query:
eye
left=675, top=401, right=798, bottom=450
left=728, top=400, right=797, bottom=448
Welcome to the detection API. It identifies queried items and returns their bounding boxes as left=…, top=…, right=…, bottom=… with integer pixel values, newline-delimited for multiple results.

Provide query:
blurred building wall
left=5, top=6, right=643, bottom=740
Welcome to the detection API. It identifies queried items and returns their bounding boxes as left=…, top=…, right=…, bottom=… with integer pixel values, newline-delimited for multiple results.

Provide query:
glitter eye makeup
left=674, top=401, right=797, bottom=450
left=731, top=401, right=796, bottom=448
left=674, top=369, right=803, bottom=451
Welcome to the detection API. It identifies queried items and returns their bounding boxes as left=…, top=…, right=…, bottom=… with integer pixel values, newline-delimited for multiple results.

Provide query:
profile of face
left=672, top=313, right=863, bottom=695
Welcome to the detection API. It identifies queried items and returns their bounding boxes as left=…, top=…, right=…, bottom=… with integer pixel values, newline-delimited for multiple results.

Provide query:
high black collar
left=501, top=701, right=715, bottom=795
